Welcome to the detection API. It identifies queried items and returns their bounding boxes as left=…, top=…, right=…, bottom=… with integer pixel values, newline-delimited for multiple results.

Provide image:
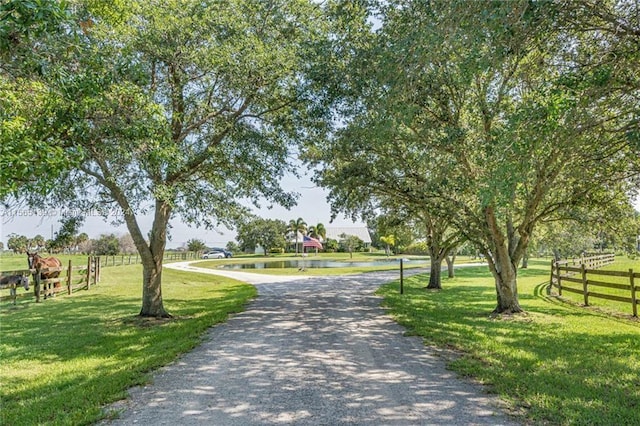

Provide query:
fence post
left=34, top=269, right=41, bottom=303
left=86, top=256, right=91, bottom=290
left=555, top=261, right=562, bottom=296
left=549, top=259, right=555, bottom=294
left=581, top=263, right=588, bottom=306
left=631, top=269, right=637, bottom=317
left=67, top=259, right=72, bottom=295
left=94, top=256, right=99, bottom=283
left=400, top=258, right=404, bottom=295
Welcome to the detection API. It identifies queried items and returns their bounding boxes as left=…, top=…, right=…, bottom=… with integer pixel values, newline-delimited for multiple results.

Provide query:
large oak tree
left=2, top=0, right=328, bottom=317
left=309, top=0, right=639, bottom=313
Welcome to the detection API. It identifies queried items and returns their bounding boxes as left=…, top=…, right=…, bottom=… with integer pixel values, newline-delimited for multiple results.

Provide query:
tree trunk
left=445, top=250, right=457, bottom=278
left=109, top=184, right=172, bottom=317
left=488, top=254, right=523, bottom=314
left=521, top=250, right=529, bottom=269
left=118, top=199, right=172, bottom=318
left=426, top=255, right=443, bottom=289
left=483, top=206, right=524, bottom=314
left=139, top=202, right=172, bottom=317
left=140, top=255, right=170, bottom=317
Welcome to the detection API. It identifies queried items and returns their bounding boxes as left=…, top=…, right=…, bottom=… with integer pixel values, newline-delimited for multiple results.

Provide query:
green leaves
left=237, top=217, right=288, bottom=253
left=306, top=0, right=639, bottom=309
left=3, top=0, right=329, bottom=222
left=0, top=0, right=70, bottom=52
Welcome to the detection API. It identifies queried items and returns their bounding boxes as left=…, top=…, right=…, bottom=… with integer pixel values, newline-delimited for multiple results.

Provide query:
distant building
left=286, top=227, right=373, bottom=249
left=325, top=227, right=372, bottom=246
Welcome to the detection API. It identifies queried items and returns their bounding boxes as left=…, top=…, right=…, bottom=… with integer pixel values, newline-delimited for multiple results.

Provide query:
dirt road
left=101, top=263, right=515, bottom=425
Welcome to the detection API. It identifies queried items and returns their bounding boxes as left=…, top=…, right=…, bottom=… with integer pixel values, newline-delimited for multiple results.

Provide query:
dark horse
left=27, top=252, right=62, bottom=301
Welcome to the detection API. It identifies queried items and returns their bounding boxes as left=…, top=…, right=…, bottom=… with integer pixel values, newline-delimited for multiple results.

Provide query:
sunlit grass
left=553, top=257, right=640, bottom=317
left=377, top=258, right=640, bottom=425
left=0, top=264, right=256, bottom=425
left=0, top=252, right=91, bottom=271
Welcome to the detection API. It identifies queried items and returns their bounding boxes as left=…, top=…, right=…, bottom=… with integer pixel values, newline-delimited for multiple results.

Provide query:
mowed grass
left=0, top=252, right=91, bottom=271
left=554, top=257, right=640, bottom=317
left=0, top=264, right=256, bottom=425
left=377, top=258, right=640, bottom=425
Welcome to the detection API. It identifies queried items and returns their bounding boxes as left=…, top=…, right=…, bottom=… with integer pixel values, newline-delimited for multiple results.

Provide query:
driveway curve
left=101, top=261, right=516, bottom=425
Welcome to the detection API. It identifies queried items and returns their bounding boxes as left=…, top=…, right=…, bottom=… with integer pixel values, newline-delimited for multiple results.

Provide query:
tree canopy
left=4, top=0, right=639, bottom=317
left=306, top=0, right=640, bottom=313
left=2, top=0, right=330, bottom=316
left=236, top=217, right=287, bottom=254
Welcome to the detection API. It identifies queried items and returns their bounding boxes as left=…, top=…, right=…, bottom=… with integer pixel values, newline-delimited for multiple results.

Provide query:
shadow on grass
left=377, top=271, right=640, bottom=425
left=0, top=273, right=256, bottom=426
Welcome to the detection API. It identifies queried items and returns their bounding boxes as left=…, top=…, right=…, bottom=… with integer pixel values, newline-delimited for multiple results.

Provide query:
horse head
left=27, top=251, right=36, bottom=269
left=20, top=275, right=30, bottom=291
left=26, top=251, right=43, bottom=270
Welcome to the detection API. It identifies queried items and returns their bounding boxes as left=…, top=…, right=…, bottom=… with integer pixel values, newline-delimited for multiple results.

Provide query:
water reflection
left=218, top=259, right=406, bottom=270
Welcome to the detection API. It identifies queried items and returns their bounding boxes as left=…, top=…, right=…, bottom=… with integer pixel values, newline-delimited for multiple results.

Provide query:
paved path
left=101, top=262, right=515, bottom=425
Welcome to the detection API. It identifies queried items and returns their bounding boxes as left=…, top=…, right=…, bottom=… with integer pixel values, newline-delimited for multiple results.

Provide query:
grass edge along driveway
left=377, top=259, right=640, bottom=425
left=0, top=264, right=257, bottom=426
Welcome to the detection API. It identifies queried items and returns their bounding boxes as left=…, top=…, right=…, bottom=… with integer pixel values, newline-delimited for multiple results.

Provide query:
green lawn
left=377, top=258, right=640, bottom=425
left=3, top=253, right=638, bottom=425
left=0, top=252, right=90, bottom=271
left=0, top=264, right=256, bottom=425
left=553, top=257, right=640, bottom=317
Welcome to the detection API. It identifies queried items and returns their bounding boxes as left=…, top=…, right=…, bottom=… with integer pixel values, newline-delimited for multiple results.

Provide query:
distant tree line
left=231, top=216, right=365, bottom=256
left=5, top=231, right=137, bottom=256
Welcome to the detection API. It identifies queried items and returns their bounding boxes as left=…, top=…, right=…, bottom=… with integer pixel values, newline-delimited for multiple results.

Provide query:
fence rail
left=1, top=251, right=202, bottom=305
left=550, top=254, right=638, bottom=317
left=1, top=257, right=99, bottom=304
left=96, top=251, right=201, bottom=268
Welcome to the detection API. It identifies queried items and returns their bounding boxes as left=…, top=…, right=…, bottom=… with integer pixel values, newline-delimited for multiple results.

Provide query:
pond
left=218, top=259, right=412, bottom=270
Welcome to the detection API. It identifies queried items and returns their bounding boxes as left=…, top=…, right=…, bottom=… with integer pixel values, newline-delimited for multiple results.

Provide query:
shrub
left=404, top=241, right=429, bottom=255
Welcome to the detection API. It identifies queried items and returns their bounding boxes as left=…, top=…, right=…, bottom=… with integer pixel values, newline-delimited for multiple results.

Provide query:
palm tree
left=31, top=235, right=46, bottom=251
left=380, top=234, right=395, bottom=257
left=288, top=217, right=307, bottom=255
left=307, top=223, right=327, bottom=255
left=308, top=223, right=327, bottom=241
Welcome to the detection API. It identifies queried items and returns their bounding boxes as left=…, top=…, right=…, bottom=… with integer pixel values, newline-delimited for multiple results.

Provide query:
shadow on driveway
left=103, top=266, right=516, bottom=425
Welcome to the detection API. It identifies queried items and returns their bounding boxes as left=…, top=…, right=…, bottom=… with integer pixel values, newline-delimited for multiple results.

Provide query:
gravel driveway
left=101, top=262, right=516, bottom=425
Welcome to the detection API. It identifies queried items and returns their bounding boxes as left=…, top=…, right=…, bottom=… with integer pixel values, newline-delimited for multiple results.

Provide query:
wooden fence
left=0, top=257, right=99, bottom=304
left=1, top=251, right=202, bottom=305
left=97, top=251, right=201, bottom=268
left=550, top=253, right=639, bottom=317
